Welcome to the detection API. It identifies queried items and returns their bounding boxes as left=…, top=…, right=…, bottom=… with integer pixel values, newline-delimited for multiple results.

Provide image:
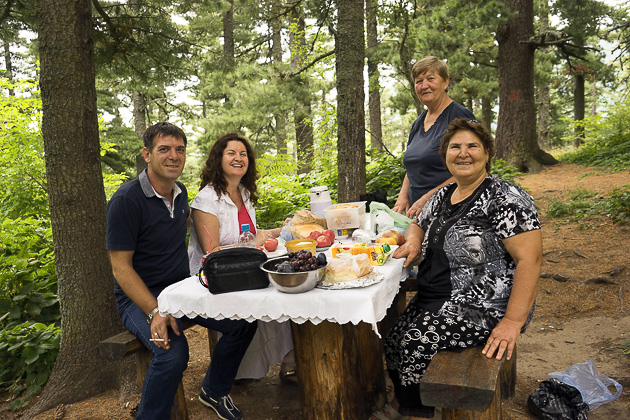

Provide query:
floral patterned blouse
left=414, top=175, right=541, bottom=330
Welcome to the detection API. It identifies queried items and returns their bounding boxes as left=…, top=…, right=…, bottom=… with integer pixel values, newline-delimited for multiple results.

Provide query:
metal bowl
left=260, top=256, right=327, bottom=293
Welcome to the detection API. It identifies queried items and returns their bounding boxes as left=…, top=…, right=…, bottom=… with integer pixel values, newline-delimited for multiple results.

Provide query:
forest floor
left=3, top=163, right=630, bottom=420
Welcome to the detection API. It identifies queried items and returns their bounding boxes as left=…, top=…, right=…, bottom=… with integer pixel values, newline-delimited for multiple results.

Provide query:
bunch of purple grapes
left=274, top=250, right=327, bottom=273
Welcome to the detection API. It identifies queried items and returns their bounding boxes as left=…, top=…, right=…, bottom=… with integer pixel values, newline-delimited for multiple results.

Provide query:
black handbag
left=198, top=247, right=269, bottom=294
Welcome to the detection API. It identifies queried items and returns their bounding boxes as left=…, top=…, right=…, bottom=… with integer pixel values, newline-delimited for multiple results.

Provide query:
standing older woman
left=187, top=133, right=294, bottom=382
left=392, top=56, right=476, bottom=219
left=371, top=119, right=542, bottom=420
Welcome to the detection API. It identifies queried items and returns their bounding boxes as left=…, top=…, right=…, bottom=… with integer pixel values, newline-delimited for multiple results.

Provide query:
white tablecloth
left=158, top=257, right=408, bottom=337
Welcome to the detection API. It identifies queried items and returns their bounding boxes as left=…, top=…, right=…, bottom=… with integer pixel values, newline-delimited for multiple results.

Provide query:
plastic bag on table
left=527, top=378, right=588, bottom=420
left=280, top=221, right=294, bottom=242
left=548, top=359, right=623, bottom=410
left=369, top=202, right=414, bottom=231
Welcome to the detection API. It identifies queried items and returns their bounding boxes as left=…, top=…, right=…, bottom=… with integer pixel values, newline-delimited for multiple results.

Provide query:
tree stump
left=291, top=320, right=387, bottom=419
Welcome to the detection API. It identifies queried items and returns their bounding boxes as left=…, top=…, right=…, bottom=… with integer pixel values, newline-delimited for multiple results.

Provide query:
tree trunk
left=271, top=3, right=288, bottom=154
left=536, top=1, right=551, bottom=149
left=223, top=0, right=235, bottom=68
left=132, top=90, right=148, bottom=175
left=30, top=0, right=121, bottom=415
left=537, top=81, right=551, bottom=149
left=573, top=73, right=585, bottom=147
left=366, top=0, right=383, bottom=152
left=495, top=0, right=557, bottom=172
left=481, top=96, right=494, bottom=134
left=290, top=10, right=314, bottom=174
left=3, top=41, right=14, bottom=96
left=336, top=0, right=366, bottom=202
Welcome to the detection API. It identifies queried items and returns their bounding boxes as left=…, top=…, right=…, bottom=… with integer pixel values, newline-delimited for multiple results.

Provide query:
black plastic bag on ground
left=527, top=378, right=589, bottom=420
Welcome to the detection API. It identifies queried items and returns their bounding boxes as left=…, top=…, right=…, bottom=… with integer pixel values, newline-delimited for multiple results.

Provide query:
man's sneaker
left=199, top=388, right=243, bottom=420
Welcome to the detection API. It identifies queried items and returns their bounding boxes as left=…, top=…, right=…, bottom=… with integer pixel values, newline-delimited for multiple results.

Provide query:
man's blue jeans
left=118, top=300, right=257, bottom=420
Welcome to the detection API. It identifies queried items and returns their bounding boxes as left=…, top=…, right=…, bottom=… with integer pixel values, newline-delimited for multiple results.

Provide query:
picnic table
left=157, top=254, right=409, bottom=419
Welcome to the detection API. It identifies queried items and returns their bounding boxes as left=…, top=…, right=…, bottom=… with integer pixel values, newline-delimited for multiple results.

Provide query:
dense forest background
left=1, top=0, right=629, bottom=415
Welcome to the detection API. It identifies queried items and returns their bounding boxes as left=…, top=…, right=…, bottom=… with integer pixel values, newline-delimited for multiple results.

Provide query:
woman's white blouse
left=187, top=184, right=256, bottom=275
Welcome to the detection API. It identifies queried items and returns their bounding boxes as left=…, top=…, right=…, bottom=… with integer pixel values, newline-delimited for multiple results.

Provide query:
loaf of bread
left=323, top=254, right=373, bottom=284
left=287, top=223, right=325, bottom=239
left=292, top=209, right=327, bottom=228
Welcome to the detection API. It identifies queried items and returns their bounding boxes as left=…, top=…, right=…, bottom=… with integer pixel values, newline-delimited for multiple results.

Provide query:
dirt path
left=5, top=163, right=630, bottom=420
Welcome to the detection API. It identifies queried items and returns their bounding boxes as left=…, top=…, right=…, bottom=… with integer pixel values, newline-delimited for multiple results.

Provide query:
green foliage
left=0, top=217, right=59, bottom=328
left=621, top=340, right=630, bottom=356
left=490, top=159, right=523, bottom=184
left=546, top=186, right=630, bottom=225
left=0, top=78, right=49, bottom=219
left=366, top=150, right=405, bottom=206
left=559, top=100, right=630, bottom=170
left=0, top=322, right=61, bottom=410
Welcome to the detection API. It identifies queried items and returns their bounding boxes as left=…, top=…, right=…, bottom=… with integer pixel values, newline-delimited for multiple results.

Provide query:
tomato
left=264, top=238, right=279, bottom=252
left=308, top=231, right=321, bottom=240
left=322, top=229, right=335, bottom=241
left=316, top=235, right=332, bottom=248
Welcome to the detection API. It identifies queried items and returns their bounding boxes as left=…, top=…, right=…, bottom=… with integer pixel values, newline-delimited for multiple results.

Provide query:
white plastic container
left=309, top=186, right=332, bottom=218
left=324, top=201, right=367, bottom=230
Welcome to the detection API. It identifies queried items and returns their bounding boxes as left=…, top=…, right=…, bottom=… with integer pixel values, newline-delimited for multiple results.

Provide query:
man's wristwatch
left=147, top=307, right=159, bottom=324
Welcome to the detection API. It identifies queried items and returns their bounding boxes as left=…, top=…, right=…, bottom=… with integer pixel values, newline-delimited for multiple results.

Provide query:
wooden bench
left=99, top=320, right=219, bottom=420
left=419, top=345, right=516, bottom=420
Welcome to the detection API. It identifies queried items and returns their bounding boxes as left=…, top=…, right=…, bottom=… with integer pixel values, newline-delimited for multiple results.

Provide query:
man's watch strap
left=147, top=307, right=159, bottom=324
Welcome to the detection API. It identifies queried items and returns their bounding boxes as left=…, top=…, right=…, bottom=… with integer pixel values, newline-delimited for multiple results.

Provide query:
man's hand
left=150, top=313, right=181, bottom=350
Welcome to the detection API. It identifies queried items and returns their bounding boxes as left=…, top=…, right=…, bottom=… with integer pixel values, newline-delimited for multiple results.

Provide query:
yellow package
left=331, top=243, right=391, bottom=265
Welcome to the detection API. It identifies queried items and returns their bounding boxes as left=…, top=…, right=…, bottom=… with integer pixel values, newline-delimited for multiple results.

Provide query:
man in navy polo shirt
left=106, top=122, right=256, bottom=420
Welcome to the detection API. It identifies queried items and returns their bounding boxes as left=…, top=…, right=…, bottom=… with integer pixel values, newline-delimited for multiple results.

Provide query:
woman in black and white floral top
left=371, top=119, right=543, bottom=420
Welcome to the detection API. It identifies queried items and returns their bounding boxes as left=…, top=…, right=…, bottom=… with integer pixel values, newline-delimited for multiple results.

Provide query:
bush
left=0, top=322, right=61, bottom=410
left=546, top=186, right=630, bottom=225
left=559, top=100, right=630, bottom=171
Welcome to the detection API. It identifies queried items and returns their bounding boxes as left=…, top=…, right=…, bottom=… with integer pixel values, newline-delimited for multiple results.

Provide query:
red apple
left=316, top=235, right=332, bottom=248
left=322, top=229, right=335, bottom=241
left=308, top=230, right=321, bottom=240
left=264, top=238, right=279, bottom=252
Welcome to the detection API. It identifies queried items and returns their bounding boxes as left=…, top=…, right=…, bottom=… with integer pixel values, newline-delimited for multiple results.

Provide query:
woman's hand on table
left=393, top=240, right=422, bottom=268
left=481, top=317, right=522, bottom=361
left=150, top=313, right=181, bottom=350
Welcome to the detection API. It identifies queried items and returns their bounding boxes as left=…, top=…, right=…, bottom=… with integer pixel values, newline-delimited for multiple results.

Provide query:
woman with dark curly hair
left=371, top=119, right=542, bottom=420
left=187, top=133, right=294, bottom=383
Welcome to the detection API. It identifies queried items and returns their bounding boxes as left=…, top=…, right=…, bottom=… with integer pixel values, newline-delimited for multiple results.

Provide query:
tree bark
left=132, top=90, right=148, bottom=175
left=366, top=0, right=383, bottom=151
left=496, top=0, right=557, bottom=171
left=223, top=0, right=235, bottom=68
left=271, top=2, right=288, bottom=154
left=481, top=96, right=494, bottom=134
left=335, top=0, right=366, bottom=202
left=30, top=0, right=121, bottom=415
left=290, top=9, right=314, bottom=174
left=573, top=73, right=585, bottom=147
left=536, top=1, right=551, bottom=149
left=3, top=41, right=14, bottom=96
left=537, top=81, right=551, bottom=149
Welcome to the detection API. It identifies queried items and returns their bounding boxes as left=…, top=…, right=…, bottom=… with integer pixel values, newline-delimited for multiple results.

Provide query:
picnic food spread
left=323, top=254, right=373, bottom=283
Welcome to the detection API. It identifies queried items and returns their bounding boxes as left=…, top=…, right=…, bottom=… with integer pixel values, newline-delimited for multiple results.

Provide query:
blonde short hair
left=411, top=56, right=449, bottom=82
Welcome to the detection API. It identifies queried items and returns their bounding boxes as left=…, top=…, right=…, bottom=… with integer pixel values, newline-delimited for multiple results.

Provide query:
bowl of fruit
left=260, top=250, right=327, bottom=293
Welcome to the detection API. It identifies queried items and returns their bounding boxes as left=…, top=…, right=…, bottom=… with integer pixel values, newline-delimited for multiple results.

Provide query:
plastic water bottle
left=239, top=224, right=256, bottom=247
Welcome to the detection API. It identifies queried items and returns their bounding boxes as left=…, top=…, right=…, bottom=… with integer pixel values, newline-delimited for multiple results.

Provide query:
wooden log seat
left=99, top=319, right=219, bottom=420
left=419, top=345, right=516, bottom=420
